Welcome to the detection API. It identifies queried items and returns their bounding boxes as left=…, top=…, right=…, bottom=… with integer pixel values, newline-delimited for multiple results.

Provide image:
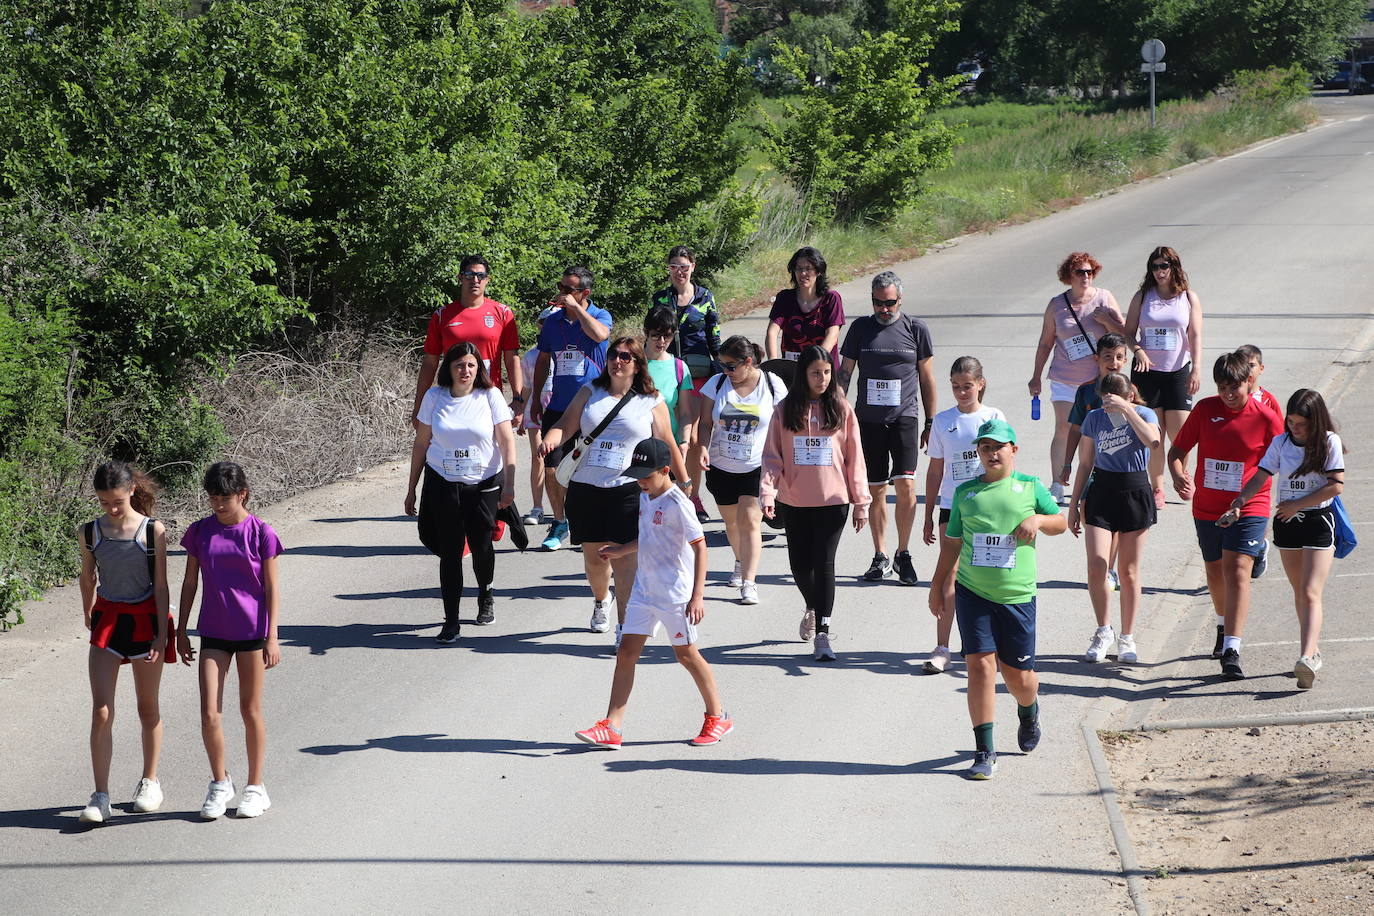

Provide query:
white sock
left=935, top=644, right=948, bottom=652
left=1120, top=633, right=1133, bottom=641
left=1215, top=615, right=1225, bottom=626
left=1223, top=636, right=1242, bottom=652
left=1096, top=625, right=1113, bottom=635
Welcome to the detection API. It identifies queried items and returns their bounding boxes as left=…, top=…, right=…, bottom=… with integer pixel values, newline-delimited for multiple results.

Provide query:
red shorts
left=90, top=596, right=175, bottom=664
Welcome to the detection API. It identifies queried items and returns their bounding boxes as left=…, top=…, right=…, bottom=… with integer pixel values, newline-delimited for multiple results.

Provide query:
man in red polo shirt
left=412, top=255, right=525, bottom=428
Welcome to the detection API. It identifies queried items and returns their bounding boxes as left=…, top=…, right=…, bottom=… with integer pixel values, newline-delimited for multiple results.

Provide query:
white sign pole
left=1141, top=40, right=1166, bottom=129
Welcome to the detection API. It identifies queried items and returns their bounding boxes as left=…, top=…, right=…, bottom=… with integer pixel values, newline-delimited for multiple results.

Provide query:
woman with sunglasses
left=765, top=246, right=845, bottom=369
left=1028, top=252, right=1126, bottom=504
left=1124, top=246, right=1204, bottom=509
left=541, top=338, right=689, bottom=645
left=697, top=335, right=789, bottom=605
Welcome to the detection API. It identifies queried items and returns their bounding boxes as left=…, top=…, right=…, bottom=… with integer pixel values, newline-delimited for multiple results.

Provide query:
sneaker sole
left=574, top=733, right=621, bottom=750
left=966, top=766, right=997, bottom=780
left=739, top=597, right=759, bottom=606
left=237, top=806, right=269, bottom=818
left=200, top=809, right=226, bottom=820
left=1119, top=655, right=1138, bottom=665
left=475, top=617, right=493, bottom=626
left=1295, top=664, right=1316, bottom=689
left=79, top=811, right=108, bottom=824
left=131, top=801, right=162, bottom=814
left=922, top=661, right=947, bottom=674
left=692, top=724, right=735, bottom=747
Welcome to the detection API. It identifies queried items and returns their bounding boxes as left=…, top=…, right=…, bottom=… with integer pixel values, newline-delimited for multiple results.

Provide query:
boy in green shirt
left=928, top=419, right=1067, bottom=779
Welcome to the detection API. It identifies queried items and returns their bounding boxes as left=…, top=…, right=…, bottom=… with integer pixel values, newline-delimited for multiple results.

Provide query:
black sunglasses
left=1073, top=268, right=1096, bottom=277
left=1149, top=262, right=1172, bottom=271
left=872, top=297, right=899, bottom=308
left=557, top=282, right=586, bottom=294
left=609, top=351, right=635, bottom=362
left=461, top=270, right=488, bottom=280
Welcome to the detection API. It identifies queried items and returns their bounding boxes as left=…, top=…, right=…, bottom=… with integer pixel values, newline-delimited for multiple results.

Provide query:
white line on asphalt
left=1335, top=571, right=1374, bottom=577
left=1241, top=636, right=1374, bottom=648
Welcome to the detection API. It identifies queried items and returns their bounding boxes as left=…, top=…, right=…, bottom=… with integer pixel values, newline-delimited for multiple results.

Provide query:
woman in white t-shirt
left=542, top=336, right=689, bottom=643
left=697, top=335, right=789, bottom=605
left=921, top=356, right=1005, bottom=674
left=405, top=342, right=517, bottom=643
left=1226, top=389, right=1345, bottom=689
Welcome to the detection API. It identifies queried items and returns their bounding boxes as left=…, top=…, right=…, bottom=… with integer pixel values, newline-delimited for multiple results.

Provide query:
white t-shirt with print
left=629, top=486, right=705, bottom=607
left=704, top=371, right=789, bottom=473
left=418, top=387, right=513, bottom=484
left=1258, top=431, right=1344, bottom=510
left=927, top=404, right=1007, bottom=509
left=571, top=386, right=665, bottom=488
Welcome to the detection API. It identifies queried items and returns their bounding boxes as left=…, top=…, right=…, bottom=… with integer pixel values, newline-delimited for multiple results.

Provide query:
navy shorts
left=1193, top=514, right=1268, bottom=563
left=954, top=581, right=1036, bottom=671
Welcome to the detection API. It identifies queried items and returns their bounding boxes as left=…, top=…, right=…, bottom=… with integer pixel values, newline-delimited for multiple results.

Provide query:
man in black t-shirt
left=838, top=271, right=937, bottom=585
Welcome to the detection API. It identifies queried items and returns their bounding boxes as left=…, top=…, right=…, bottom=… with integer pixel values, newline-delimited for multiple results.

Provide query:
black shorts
left=1273, top=506, right=1335, bottom=550
left=706, top=465, right=762, bottom=506
left=859, top=417, right=920, bottom=485
left=201, top=636, right=268, bottom=654
left=938, top=507, right=951, bottom=526
left=541, top=408, right=569, bottom=465
left=565, top=480, right=639, bottom=545
left=1132, top=364, right=1194, bottom=412
left=1083, top=470, right=1156, bottom=533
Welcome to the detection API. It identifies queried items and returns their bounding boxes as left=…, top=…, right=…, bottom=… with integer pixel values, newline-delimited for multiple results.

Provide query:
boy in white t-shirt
left=575, top=438, right=733, bottom=749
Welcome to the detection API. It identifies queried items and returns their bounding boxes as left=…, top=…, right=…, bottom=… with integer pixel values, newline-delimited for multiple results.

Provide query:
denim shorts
left=1193, top=514, right=1268, bottom=563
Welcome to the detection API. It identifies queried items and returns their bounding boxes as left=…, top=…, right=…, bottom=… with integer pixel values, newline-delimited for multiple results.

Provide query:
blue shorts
left=1193, top=515, right=1268, bottom=563
left=954, top=581, right=1036, bottom=671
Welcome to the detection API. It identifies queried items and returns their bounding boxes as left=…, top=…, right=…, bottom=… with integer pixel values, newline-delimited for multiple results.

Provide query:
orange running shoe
left=574, top=719, right=622, bottom=749
left=691, top=713, right=734, bottom=746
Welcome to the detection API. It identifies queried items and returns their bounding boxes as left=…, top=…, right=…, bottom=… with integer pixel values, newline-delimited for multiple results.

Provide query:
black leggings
left=782, top=503, right=849, bottom=632
left=418, top=466, right=500, bottom=622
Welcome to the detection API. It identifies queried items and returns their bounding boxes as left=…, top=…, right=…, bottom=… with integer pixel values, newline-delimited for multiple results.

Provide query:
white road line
left=1241, top=636, right=1374, bottom=648
left=1335, top=571, right=1374, bottom=577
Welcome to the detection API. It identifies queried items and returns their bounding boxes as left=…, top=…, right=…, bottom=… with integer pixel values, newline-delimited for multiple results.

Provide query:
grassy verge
left=711, top=75, right=1316, bottom=314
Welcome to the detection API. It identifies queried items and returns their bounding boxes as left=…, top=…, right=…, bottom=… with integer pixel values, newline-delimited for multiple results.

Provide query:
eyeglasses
left=872, top=298, right=899, bottom=308
left=461, top=270, right=488, bottom=280
left=666, top=263, right=692, bottom=273
left=557, top=282, right=586, bottom=294
left=793, top=264, right=818, bottom=275
left=648, top=331, right=674, bottom=340
left=1073, top=268, right=1096, bottom=277
left=609, top=351, right=635, bottom=362
left=1150, top=262, right=1172, bottom=271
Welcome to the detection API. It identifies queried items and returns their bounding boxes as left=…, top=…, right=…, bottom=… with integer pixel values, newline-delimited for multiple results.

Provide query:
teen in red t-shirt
left=1168, top=352, right=1283, bottom=681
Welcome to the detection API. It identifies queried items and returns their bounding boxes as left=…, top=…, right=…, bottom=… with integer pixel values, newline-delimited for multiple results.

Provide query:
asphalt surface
left=3, top=94, right=1373, bottom=915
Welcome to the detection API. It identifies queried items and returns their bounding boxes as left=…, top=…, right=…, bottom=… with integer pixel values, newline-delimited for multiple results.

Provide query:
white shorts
left=1049, top=380, right=1078, bottom=403
left=623, top=600, right=698, bottom=646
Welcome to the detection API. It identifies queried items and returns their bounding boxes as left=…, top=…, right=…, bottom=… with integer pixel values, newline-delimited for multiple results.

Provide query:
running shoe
left=1295, top=653, right=1322, bottom=689
left=966, top=750, right=998, bottom=780
left=79, top=791, right=112, bottom=824
left=589, top=597, right=612, bottom=633
left=1153, top=487, right=1166, bottom=510
left=475, top=591, right=495, bottom=625
left=521, top=506, right=544, bottom=526
left=131, top=777, right=163, bottom=813
left=728, top=562, right=743, bottom=588
left=236, top=785, right=271, bottom=818
left=798, top=608, right=816, bottom=642
left=1050, top=481, right=1066, bottom=505
left=862, top=552, right=890, bottom=581
left=1017, top=710, right=1042, bottom=753
left=1117, top=635, right=1138, bottom=665
left=1211, top=624, right=1225, bottom=659
left=893, top=551, right=919, bottom=586
left=574, top=719, right=622, bottom=749
left=1084, top=626, right=1115, bottom=663
left=813, top=632, right=836, bottom=662
left=1250, top=538, right=1269, bottom=579
left=923, top=646, right=951, bottom=674
left=200, top=776, right=235, bottom=820
left=436, top=621, right=460, bottom=644
left=739, top=582, right=759, bottom=605
left=693, top=495, right=709, bottom=524
left=1220, top=648, right=1245, bottom=680
left=1106, top=569, right=1120, bottom=592
left=691, top=713, right=734, bottom=746
left=540, top=519, right=569, bottom=552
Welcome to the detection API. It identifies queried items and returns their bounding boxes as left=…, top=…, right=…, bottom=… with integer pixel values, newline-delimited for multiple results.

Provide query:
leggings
left=418, top=466, right=500, bottom=622
left=782, top=503, right=849, bottom=633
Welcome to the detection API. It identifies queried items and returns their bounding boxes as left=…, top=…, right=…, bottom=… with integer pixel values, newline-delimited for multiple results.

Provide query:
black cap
left=623, top=438, right=672, bottom=479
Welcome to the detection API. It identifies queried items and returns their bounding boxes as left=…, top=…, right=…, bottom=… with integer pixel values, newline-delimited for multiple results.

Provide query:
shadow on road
left=0, top=804, right=204, bottom=834
left=297, top=732, right=681, bottom=758
left=602, top=752, right=975, bottom=777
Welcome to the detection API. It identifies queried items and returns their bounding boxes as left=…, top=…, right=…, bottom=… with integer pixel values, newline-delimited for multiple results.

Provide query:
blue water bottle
left=1031, top=395, right=1041, bottom=420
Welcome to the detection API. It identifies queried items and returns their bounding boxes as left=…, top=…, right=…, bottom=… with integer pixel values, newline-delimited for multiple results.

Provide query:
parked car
left=956, top=59, right=983, bottom=85
left=1320, top=61, right=1352, bottom=91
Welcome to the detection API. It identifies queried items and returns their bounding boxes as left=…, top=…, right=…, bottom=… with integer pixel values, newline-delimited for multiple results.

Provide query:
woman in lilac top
left=764, top=246, right=845, bottom=371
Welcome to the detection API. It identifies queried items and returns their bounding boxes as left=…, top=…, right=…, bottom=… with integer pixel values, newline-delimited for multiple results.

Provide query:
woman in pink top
left=1125, top=246, right=1204, bottom=508
left=761, top=346, right=870, bottom=662
left=1027, top=252, right=1126, bottom=502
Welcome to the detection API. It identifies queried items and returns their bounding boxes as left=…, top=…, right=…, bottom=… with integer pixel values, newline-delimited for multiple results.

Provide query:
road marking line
left=1335, top=571, right=1374, bottom=577
left=1240, top=636, right=1374, bottom=648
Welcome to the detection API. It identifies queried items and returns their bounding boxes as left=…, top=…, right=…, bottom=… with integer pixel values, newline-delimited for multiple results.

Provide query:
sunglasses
left=461, top=270, right=488, bottom=280
left=1073, top=268, right=1096, bottom=277
left=872, top=298, right=899, bottom=308
left=609, top=351, right=635, bottom=362
left=719, top=361, right=743, bottom=373
left=557, top=282, right=586, bottom=294
left=648, top=331, right=674, bottom=340
left=1150, top=262, right=1172, bottom=271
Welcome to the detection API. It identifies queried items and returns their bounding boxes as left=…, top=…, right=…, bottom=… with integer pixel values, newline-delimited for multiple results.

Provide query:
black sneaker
left=893, top=550, right=919, bottom=586
left=1211, top=624, right=1225, bottom=659
left=476, top=591, right=495, bottom=626
left=1250, top=538, right=1269, bottom=579
left=862, top=552, right=890, bottom=581
left=1220, top=648, right=1244, bottom=680
left=436, top=622, right=460, bottom=644
left=1017, top=711, right=1042, bottom=753
left=965, top=750, right=997, bottom=780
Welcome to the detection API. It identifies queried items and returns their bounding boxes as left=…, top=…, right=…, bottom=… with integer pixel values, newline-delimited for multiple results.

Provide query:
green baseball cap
left=974, top=418, right=1017, bottom=445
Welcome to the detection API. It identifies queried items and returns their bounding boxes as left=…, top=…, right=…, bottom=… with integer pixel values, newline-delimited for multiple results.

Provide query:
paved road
left=3, top=95, right=1372, bottom=915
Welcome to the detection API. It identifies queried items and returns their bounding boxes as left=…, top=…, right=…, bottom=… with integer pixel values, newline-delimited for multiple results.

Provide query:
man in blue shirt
left=531, top=266, right=612, bottom=550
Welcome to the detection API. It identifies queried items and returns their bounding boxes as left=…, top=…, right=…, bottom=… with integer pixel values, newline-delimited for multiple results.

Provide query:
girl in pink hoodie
left=762, top=345, right=871, bottom=661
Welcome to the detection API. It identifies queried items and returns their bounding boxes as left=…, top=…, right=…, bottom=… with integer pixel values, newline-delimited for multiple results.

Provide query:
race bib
left=1142, top=326, right=1180, bottom=352
left=866, top=378, right=901, bottom=407
left=1278, top=475, right=1319, bottom=504
left=1203, top=458, right=1243, bottom=492
left=586, top=438, right=628, bottom=471
left=784, top=350, right=800, bottom=361
left=793, top=435, right=834, bottom=467
left=555, top=348, right=587, bottom=377
left=441, top=448, right=483, bottom=478
left=951, top=448, right=982, bottom=482
left=718, top=429, right=754, bottom=462
left=971, top=533, right=1017, bottom=569
left=1062, top=333, right=1093, bottom=361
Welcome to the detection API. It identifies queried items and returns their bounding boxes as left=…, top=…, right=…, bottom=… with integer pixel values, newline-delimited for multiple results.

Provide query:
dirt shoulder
left=1103, top=722, right=1374, bottom=914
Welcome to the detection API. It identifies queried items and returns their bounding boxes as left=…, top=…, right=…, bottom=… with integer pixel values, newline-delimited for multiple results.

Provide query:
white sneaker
left=79, top=791, right=112, bottom=824
left=236, top=784, right=271, bottom=818
left=1106, top=569, right=1120, bottom=592
left=589, top=598, right=611, bottom=633
left=814, top=632, right=836, bottom=661
left=1295, top=653, right=1322, bottom=689
left=1050, top=481, right=1066, bottom=505
left=798, top=608, right=815, bottom=642
left=131, top=777, right=163, bottom=813
left=728, top=562, right=743, bottom=589
left=200, top=776, right=235, bottom=820
left=1117, top=635, right=1138, bottom=664
left=1085, top=627, right=1115, bottom=663
left=739, top=582, right=759, bottom=605
left=923, top=646, right=951, bottom=674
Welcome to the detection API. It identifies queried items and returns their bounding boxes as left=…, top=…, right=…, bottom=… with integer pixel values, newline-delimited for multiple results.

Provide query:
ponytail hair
left=719, top=334, right=763, bottom=366
left=1284, top=388, right=1336, bottom=478
left=93, top=461, right=158, bottom=515
left=949, top=355, right=987, bottom=396
left=203, top=461, right=252, bottom=506
left=1098, top=371, right=1144, bottom=405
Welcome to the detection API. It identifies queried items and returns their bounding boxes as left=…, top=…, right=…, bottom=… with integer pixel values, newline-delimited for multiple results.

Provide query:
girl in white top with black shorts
left=542, top=336, right=689, bottom=643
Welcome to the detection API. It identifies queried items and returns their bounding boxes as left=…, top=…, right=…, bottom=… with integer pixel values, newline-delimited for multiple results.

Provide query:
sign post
left=1141, top=39, right=1166, bottom=128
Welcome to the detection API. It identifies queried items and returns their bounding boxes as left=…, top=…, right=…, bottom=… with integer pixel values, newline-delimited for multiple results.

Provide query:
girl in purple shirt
left=177, top=462, right=283, bottom=820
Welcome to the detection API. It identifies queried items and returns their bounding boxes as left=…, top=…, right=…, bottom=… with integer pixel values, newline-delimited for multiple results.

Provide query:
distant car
left=956, top=60, right=983, bottom=85
left=1321, top=61, right=1352, bottom=90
